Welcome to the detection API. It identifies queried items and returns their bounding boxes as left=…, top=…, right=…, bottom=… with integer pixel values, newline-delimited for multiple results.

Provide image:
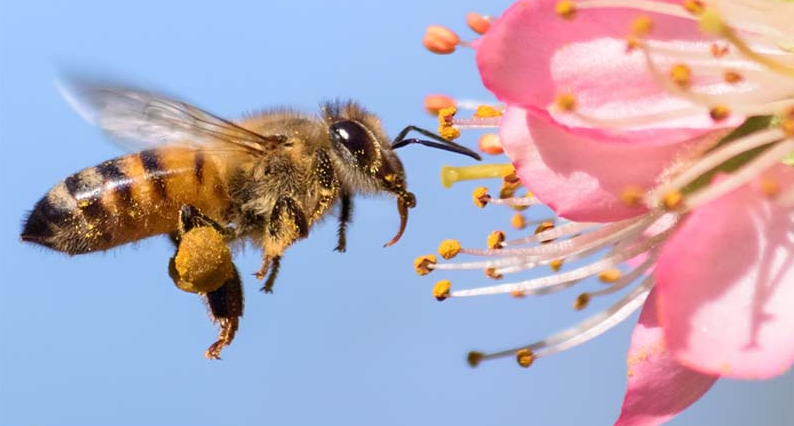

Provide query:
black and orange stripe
left=21, top=147, right=232, bottom=255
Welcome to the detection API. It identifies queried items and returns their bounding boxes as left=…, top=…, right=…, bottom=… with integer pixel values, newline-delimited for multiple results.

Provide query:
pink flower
left=422, top=1, right=794, bottom=425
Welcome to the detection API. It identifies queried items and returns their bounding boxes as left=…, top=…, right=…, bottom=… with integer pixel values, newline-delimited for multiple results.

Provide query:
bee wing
left=58, top=77, right=285, bottom=155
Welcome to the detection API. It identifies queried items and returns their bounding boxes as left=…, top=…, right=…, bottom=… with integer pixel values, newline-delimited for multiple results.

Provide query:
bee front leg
left=334, top=193, right=352, bottom=253
left=256, top=195, right=309, bottom=293
left=168, top=204, right=244, bottom=359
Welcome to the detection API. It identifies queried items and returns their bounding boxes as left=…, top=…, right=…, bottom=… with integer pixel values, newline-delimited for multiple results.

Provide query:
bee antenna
left=392, top=125, right=481, bottom=161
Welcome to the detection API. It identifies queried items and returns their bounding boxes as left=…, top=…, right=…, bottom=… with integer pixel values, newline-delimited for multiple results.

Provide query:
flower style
left=420, top=1, right=794, bottom=425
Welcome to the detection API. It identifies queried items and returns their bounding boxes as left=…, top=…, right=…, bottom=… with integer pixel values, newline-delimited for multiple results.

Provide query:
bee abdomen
left=22, top=148, right=230, bottom=255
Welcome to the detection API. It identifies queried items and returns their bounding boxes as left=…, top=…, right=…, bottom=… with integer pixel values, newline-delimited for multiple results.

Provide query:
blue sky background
left=1, top=1, right=792, bottom=425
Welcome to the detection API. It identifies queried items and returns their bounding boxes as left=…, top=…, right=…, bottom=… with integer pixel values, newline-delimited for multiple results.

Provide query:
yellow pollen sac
left=574, top=293, right=591, bottom=311
left=511, top=213, right=526, bottom=230
left=624, top=36, right=642, bottom=52
left=781, top=118, right=794, bottom=137
left=478, top=133, right=504, bottom=155
left=484, top=267, right=503, bottom=280
left=554, top=92, right=577, bottom=112
left=466, top=12, right=491, bottom=35
left=173, top=227, right=234, bottom=294
left=598, top=268, right=622, bottom=283
left=439, top=126, right=461, bottom=140
left=663, top=190, right=684, bottom=210
left=710, top=43, right=729, bottom=58
left=709, top=105, right=731, bottom=121
left=438, top=239, right=462, bottom=260
left=555, top=1, right=576, bottom=20
left=759, top=178, right=780, bottom=197
left=474, top=105, right=503, bottom=118
left=467, top=351, right=484, bottom=367
left=620, top=185, right=645, bottom=206
left=473, top=186, right=491, bottom=208
left=433, top=280, right=452, bottom=301
left=670, top=64, right=692, bottom=88
left=724, top=70, right=743, bottom=84
left=682, top=0, right=705, bottom=16
left=438, top=106, right=457, bottom=125
left=487, top=230, right=505, bottom=250
left=499, top=172, right=523, bottom=200
left=516, top=349, right=535, bottom=368
left=511, top=290, right=526, bottom=298
left=630, top=16, right=654, bottom=37
left=549, top=259, right=564, bottom=272
left=423, top=25, right=460, bottom=55
left=414, top=254, right=437, bottom=276
left=424, top=94, right=456, bottom=115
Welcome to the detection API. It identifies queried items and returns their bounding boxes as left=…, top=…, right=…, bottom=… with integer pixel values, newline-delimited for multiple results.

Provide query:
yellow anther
left=467, top=351, right=484, bottom=367
left=511, top=213, right=526, bottom=230
left=487, top=230, right=505, bottom=250
left=423, top=25, right=460, bottom=54
left=663, top=190, right=684, bottom=210
left=781, top=118, right=794, bottom=137
left=630, top=16, right=654, bottom=37
left=433, top=280, right=452, bottom=301
left=670, top=64, right=692, bottom=88
left=485, top=268, right=503, bottom=280
left=759, top=178, right=779, bottom=197
left=472, top=186, right=491, bottom=208
left=709, top=105, right=731, bottom=121
left=466, top=12, right=491, bottom=35
left=499, top=171, right=522, bottom=199
left=424, top=94, right=456, bottom=115
left=574, top=293, right=591, bottom=311
left=478, top=133, right=503, bottom=155
left=682, top=0, right=705, bottom=15
left=555, top=1, right=576, bottom=19
left=474, top=105, right=503, bottom=118
left=511, top=290, right=526, bottom=298
left=710, top=43, right=729, bottom=58
left=438, top=239, right=462, bottom=260
left=620, top=185, right=645, bottom=206
left=440, top=164, right=516, bottom=189
left=554, top=92, right=577, bottom=112
left=414, top=254, right=437, bottom=276
left=549, top=259, right=564, bottom=272
left=724, top=70, right=743, bottom=84
left=625, top=36, right=642, bottom=52
left=598, top=268, right=622, bottom=283
left=439, top=126, right=461, bottom=140
left=516, top=349, right=535, bottom=368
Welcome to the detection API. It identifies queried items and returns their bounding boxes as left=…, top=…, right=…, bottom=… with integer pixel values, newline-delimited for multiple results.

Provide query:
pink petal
left=500, top=106, right=716, bottom=222
left=656, top=164, right=794, bottom=379
left=615, top=289, right=718, bottom=426
left=476, top=0, right=744, bottom=145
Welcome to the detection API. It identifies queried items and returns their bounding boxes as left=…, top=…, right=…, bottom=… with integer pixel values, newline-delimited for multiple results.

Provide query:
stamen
left=573, top=293, right=590, bottom=311
left=709, top=105, right=731, bottom=121
left=485, top=268, right=503, bottom=280
left=474, top=105, right=503, bottom=118
left=424, top=94, right=456, bottom=115
left=555, top=1, right=577, bottom=19
left=437, top=106, right=461, bottom=140
left=723, top=70, right=743, bottom=84
left=466, top=12, right=492, bottom=35
left=516, top=349, right=535, bottom=368
left=662, top=190, right=684, bottom=210
left=554, top=92, right=577, bottom=112
left=669, top=63, right=692, bottom=88
left=511, top=213, right=526, bottom=230
left=467, top=351, right=484, bottom=367
left=438, top=239, right=462, bottom=260
left=486, top=231, right=506, bottom=250
left=682, top=0, right=705, bottom=16
left=451, top=116, right=502, bottom=128
left=502, top=221, right=595, bottom=247
left=440, top=164, right=515, bottom=188
left=478, top=133, right=504, bottom=155
left=620, top=185, right=645, bottom=206
left=588, top=252, right=659, bottom=298
left=414, top=254, right=437, bottom=276
left=486, top=196, right=541, bottom=207
left=472, top=187, right=491, bottom=208
left=433, top=280, right=451, bottom=301
left=598, top=268, right=622, bottom=283
left=549, top=259, right=564, bottom=272
left=630, top=16, right=654, bottom=37
left=423, top=25, right=461, bottom=55
left=576, top=0, right=694, bottom=20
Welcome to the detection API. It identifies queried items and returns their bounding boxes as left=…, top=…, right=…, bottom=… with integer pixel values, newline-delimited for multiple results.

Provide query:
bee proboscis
left=21, top=78, right=480, bottom=358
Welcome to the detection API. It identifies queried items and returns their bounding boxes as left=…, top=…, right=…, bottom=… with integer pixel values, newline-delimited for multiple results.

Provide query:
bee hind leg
left=256, top=195, right=309, bottom=293
left=168, top=204, right=244, bottom=359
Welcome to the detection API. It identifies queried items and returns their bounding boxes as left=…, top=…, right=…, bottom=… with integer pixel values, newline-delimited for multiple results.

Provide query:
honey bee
left=21, top=78, right=480, bottom=359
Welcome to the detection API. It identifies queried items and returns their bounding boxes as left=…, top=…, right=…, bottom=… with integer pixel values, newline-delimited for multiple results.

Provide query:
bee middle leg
left=168, top=204, right=244, bottom=359
left=334, top=192, right=352, bottom=252
left=256, top=195, right=309, bottom=293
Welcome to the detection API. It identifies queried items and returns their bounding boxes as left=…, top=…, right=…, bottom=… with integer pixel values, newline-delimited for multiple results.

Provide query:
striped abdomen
left=21, top=147, right=232, bottom=254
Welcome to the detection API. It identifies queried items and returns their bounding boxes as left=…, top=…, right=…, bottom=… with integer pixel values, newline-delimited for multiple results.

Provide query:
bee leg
left=334, top=193, right=352, bottom=252
left=256, top=195, right=309, bottom=293
left=203, top=268, right=244, bottom=360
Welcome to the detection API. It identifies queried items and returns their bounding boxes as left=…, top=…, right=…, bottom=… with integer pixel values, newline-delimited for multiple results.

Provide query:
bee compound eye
left=330, top=121, right=377, bottom=168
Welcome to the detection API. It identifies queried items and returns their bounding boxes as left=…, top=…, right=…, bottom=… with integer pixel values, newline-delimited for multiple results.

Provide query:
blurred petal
left=477, top=0, right=744, bottom=145
left=657, top=164, right=794, bottom=379
left=615, top=289, right=717, bottom=426
left=500, top=107, right=716, bottom=222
